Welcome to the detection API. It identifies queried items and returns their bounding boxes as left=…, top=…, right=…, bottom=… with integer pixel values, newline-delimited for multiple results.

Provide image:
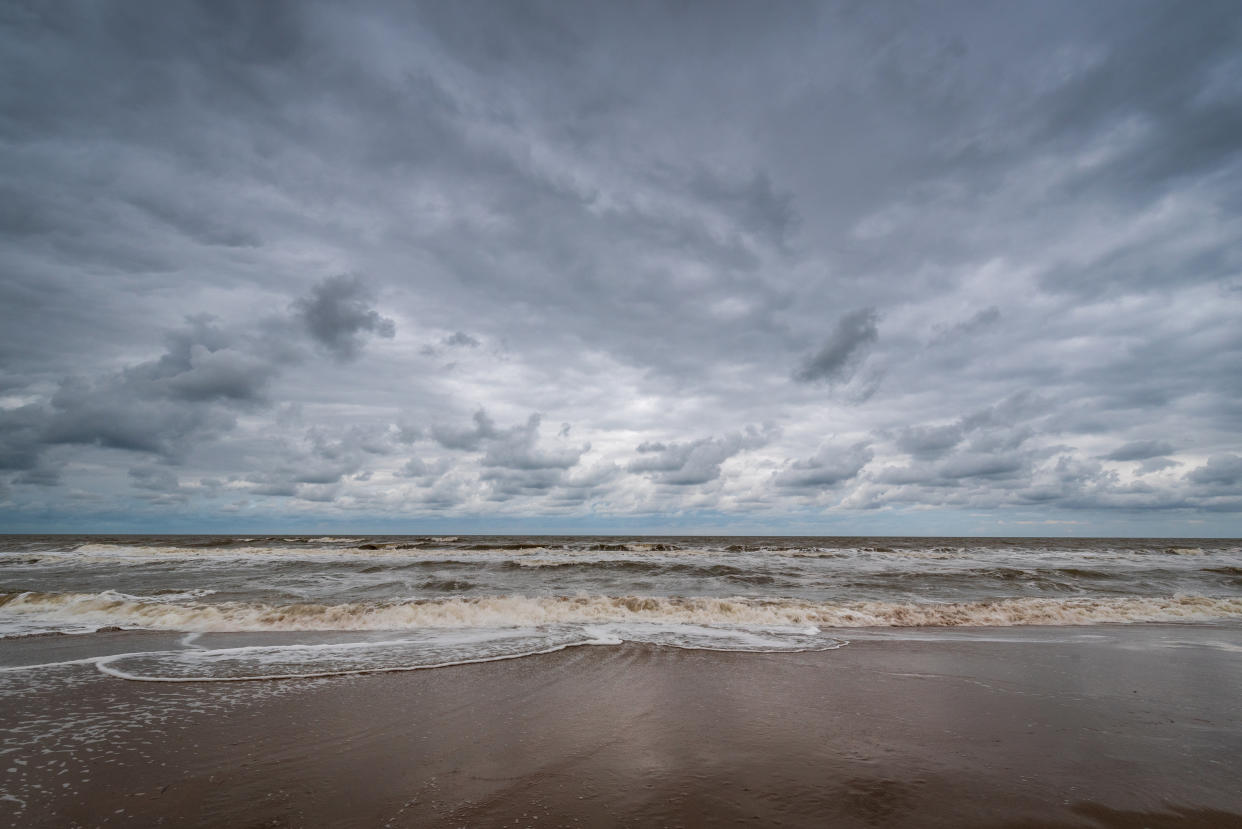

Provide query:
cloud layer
left=1, top=1, right=1239, bottom=534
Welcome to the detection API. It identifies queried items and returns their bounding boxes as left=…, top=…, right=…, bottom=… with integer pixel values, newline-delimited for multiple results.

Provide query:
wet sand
left=3, top=625, right=1242, bottom=828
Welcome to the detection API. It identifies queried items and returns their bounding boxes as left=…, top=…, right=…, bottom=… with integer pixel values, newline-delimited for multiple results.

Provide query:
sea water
left=1, top=535, right=1239, bottom=681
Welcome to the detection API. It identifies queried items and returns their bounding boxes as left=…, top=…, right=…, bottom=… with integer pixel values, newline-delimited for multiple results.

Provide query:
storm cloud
left=774, top=443, right=874, bottom=490
left=0, top=1, right=1239, bottom=534
left=1103, top=441, right=1177, bottom=462
left=628, top=428, right=773, bottom=487
left=794, top=309, right=879, bottom=385
left=294, top=276, right=396, bottom=362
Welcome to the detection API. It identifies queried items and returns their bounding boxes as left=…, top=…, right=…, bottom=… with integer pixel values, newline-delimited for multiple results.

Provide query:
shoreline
left=3, top=624, right=1242, bottom=827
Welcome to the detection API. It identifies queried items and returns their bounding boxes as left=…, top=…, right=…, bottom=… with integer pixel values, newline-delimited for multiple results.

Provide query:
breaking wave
left=4, top=591, right=1241, bottom=634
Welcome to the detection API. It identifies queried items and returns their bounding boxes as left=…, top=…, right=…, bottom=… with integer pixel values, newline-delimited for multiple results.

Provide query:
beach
left=4, top=623, right=1241, bottom=828
left=6, top=1, right=1242, bottom=823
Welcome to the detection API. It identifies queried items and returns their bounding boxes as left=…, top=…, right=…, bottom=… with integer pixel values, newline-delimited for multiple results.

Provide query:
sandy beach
left=3, top=623, right=1241, bottom=828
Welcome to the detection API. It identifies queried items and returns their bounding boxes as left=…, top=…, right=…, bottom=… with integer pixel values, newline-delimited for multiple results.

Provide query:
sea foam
left=4, top=591, right=1242, bottom=634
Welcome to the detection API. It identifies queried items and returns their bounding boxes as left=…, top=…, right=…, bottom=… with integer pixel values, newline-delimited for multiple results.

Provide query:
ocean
left=2, top=535, right=1240, bottom=682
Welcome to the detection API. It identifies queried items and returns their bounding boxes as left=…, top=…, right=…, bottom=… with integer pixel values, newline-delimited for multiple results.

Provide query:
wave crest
left=3, top=591, right=1241, bottom=634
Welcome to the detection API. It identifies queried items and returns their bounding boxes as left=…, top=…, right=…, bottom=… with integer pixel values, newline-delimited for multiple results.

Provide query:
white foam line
left=92, top=639, right=611, bottom=684
left=654, top=641, right=847, bottom=654
left=0, top=639, right=418, bottom=675
left=149, top=638, right=416, bottom=658
left=12, top=632, right=850, bottom=684
left=0, top=653, right=153, bottom=673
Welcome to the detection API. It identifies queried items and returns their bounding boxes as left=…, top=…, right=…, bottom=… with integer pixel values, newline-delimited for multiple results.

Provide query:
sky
left=1, top=1, right=1240, bottom=536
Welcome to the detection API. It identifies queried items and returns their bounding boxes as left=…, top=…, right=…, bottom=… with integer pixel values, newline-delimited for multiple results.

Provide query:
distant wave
left=8, top=537, right=1227, bottom=562
left=62, top=543, right=453, bottom=560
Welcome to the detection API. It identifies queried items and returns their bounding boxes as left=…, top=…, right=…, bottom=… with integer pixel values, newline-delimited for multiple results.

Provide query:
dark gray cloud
left=0, top=405, right=46, bottom=472
left=1103, top=440, right=1177, bottom=462
left=895, top=424, right=964, bottom=460
left=420, top=410, right=590, bottom=505
left=431, top=410, right=500, bottom=452
left=794, top=309, right=879, bottom=384
left=128, top=465, right=188, bottom=505
left=135, top=316, right=280, bottom=404
left=774, top=443, right=873, bottom=489
left=930, top=306, right=1001, bottom=345
left=480, top=414, right=587, bottom=471
left=0, top=1, right=1239, bottom=532
left=40, top=373, right=238, bottom=459
left=937, top=452, right=1027, bottom=481
left=1188, top=454, right=1242, bottom=487
left=1137, top=457, right=1180, bottom=475
left=294, top=276, right=395, bottom=362
left=237, top=424, right=403, bottom=502
left=0, top=278, right=394, bottom=483
left=686, top=170, right=800, bottom=247
left=628, top=427, right=772, bottom=486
